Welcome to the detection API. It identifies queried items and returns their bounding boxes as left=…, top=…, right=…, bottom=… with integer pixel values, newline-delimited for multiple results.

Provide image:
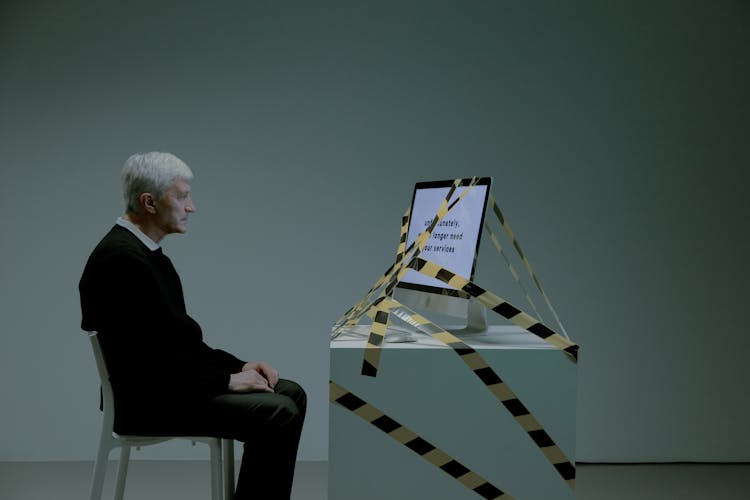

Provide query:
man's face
left=154, top=178, right=195, bottom=235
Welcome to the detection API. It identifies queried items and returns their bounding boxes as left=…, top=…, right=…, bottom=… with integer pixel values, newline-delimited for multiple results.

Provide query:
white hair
left=122, top=152, right=193, bottom=214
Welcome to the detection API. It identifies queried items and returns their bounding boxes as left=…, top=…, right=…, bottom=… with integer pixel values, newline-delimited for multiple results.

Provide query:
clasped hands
left=228, top=361, right=279, bottom=393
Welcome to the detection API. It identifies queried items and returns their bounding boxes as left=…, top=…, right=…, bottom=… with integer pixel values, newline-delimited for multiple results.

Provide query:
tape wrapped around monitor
left=331, top=178, right=579, bottom=496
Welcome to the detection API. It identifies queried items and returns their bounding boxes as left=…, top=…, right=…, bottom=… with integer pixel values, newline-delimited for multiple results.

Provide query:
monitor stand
left=448, top=298, right=487, bottom=336
left=385, top=297, right=488, bottom=342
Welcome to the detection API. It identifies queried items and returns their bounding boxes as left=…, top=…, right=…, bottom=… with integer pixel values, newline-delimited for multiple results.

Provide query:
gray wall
left=1, top=0, right=748, bottom=462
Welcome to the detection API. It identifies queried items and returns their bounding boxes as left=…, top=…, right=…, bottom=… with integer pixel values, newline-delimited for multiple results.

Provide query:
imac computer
left=393, top=177, right=492, bottom=336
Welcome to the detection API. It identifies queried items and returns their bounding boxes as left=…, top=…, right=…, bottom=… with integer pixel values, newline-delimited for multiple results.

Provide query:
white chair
left=85, top=331, right=236, bottom=500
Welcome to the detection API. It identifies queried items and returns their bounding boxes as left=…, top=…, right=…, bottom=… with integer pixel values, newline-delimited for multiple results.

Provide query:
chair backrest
left=85, top=331, right=116, bottom=432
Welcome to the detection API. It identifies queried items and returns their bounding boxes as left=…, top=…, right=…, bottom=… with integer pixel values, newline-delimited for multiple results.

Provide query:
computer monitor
left=394, top=177, right=492, bottom=335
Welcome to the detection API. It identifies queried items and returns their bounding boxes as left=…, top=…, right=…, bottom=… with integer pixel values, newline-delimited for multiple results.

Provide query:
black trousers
left=131, top=379, right=307, bottom=500
left=115, top=379, right=307, bottom=500
left=209, top=379, right=307, bottom=500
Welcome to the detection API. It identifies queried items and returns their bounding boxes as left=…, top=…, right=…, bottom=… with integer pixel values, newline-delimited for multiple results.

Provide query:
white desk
left=329, top=325, right=577, bottom=500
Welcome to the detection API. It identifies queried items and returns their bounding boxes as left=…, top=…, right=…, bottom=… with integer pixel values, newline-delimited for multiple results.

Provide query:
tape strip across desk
left=329, top=326, right=577, bottom=500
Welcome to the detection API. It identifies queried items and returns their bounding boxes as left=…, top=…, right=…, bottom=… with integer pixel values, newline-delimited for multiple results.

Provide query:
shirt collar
left=116, top=217, right=161, bottom=251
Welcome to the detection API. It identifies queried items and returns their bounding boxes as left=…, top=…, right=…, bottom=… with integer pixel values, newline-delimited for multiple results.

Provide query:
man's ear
left=140, top=193, right=157, bottom=214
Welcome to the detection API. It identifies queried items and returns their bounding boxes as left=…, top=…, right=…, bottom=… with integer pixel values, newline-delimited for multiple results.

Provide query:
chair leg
left=89, top=435, right=113, bottom=500
left=209, top=439, right=222, bottom=500
left=114, top=445, right=131, bottom=500
left=222, top=439, right=235, bottom=500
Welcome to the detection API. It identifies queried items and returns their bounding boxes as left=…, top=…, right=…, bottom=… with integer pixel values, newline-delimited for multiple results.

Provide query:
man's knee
left=264, top=396, right=304, bottom=432
left=276, top=379, right=307, bottom=415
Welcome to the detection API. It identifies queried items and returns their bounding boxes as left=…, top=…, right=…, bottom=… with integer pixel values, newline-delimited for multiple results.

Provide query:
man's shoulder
left=79, top=226, right=157, bottom=331
left=87, top=225, right=151, bottom=264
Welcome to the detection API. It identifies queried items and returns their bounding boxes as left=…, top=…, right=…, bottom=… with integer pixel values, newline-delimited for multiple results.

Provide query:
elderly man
left=79, top=152, right=306, bottom=500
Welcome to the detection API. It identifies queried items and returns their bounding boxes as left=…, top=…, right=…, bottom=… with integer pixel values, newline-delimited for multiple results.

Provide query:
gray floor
left=1, top=461, right=749, bottom=499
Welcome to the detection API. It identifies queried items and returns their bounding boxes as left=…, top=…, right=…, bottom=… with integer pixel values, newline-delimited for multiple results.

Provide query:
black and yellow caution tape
left=357, top=296, right=576, bottom=489
left=395, top=207, right=410, bottom=264
left=382, top=177, right=479, bottom=299
left=482, top=222, right=546, bottom=324
left=330, top=380, right=514, bottom=499
left=408, top=257, right=578, bottom=361
left=361, top=297, right=391, bottom=377
left=331, top=180, right=579, bottom=492
left=487, top=194, right=569, bottom=339
left=358, top=206, right=472, bottom=354
left=333, top=178, right=479, bottom=336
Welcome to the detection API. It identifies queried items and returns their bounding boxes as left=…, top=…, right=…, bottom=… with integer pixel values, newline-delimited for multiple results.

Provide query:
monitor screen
left=397, top=177, right=492, bottom=297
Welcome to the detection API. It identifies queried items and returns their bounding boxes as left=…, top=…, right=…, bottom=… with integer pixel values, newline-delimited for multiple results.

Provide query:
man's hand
left=228, top=369, right=274, bottom=393
left=242, top=361, right=279, bottom=389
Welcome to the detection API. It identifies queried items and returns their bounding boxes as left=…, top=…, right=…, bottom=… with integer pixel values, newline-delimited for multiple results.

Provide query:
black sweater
left=79, top=225, right=245, bottom=432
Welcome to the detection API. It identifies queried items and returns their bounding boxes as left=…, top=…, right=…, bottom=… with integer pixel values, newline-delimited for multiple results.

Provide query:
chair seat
left=111, top=434, right=172, bottom=445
